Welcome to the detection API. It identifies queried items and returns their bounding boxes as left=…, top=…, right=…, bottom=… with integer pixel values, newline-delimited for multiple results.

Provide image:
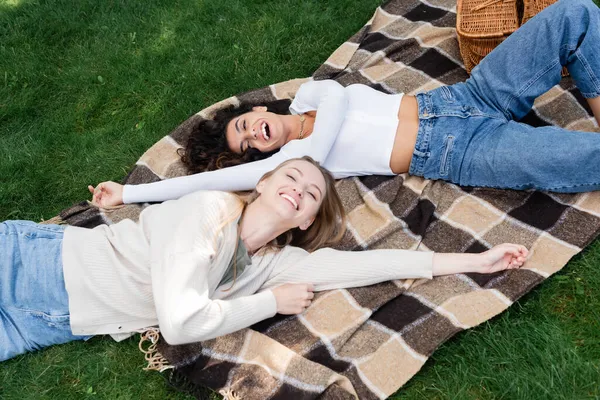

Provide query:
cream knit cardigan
left=62, top=191, right=433, bottom=345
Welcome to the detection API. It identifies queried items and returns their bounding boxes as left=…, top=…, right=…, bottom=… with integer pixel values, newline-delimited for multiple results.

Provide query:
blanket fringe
left=219, top=388, right=242, bottom=400
left=138, top=327, right=173, bottom=372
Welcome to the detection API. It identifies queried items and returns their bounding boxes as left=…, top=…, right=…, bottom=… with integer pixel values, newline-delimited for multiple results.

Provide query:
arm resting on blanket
left=123, top=150, right=290, bottom=204
left=262, top=247, right=434, bottom=292
left=262, top=243, right=529, bottom=292
left=98, top=80, right=346, bottom=205
left=431, top=243, right=528, bottom=276
left=124, top=80, right=347, bottom=204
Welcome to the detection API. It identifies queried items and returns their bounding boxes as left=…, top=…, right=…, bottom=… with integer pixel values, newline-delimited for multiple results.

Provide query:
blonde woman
left=1, top=158, right=527, bottom=361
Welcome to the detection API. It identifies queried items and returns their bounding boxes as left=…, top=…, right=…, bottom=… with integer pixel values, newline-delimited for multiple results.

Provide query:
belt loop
left=416, top=91, right=433, bottom=118
left=409, top=108, right=433, bottom=177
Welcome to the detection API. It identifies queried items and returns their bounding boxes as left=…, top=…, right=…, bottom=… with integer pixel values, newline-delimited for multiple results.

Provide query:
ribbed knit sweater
left=62, top=191, right=433, bottom=345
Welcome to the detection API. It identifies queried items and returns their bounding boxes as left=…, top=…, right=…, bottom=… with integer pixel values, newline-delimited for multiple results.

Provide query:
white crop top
left=123, top=80, right=403, bottom=204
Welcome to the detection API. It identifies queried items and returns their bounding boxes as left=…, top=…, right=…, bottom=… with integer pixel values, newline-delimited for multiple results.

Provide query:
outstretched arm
left=262, top=244, right=528, bottom=292
left=89, top=150, right=290, bottom=206
left=123, top=151, right=292, bottom=203
left=432, top=243, right=527, bottom=275
left=91, top=80, right=347, bottom=206
left=263, top=246, right=434, bottom=292
left=289, top=79, right=348, bottom=163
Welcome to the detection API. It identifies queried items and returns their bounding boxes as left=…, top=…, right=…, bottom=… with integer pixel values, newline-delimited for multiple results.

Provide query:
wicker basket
left=522, top=0, right=558, bottom=24
left=456, top=0, right=520, bottom=74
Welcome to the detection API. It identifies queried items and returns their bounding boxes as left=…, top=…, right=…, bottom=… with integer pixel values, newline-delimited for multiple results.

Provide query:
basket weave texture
left=522, top=0, right=558, bottom=24
left=457, top=0, right=559, bottom=74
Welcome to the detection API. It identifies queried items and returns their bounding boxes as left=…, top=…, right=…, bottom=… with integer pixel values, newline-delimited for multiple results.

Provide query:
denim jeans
left=0, top=221, right=88, bottom=362
left=411, top=0, right=600, bottom=192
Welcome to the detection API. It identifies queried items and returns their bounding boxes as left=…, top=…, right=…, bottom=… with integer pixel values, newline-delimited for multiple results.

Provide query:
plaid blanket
left=58, top=0, right=600, bottom=398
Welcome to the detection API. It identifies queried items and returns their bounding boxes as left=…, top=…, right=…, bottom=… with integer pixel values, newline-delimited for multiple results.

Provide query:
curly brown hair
left=179, top=100, right=292, bottom=173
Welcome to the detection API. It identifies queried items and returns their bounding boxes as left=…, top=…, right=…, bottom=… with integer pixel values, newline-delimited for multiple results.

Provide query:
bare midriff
left=389, top=95, right=420, bottom=174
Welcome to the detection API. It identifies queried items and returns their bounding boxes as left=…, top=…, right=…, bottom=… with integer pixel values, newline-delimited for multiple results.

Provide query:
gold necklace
left=298, top=114, right=306, bottom=139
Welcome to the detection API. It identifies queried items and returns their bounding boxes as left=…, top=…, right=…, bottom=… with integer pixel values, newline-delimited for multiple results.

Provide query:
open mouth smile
left=280, top=193, right=298, bottom=210
left=260, top=122, right=271, bottom=141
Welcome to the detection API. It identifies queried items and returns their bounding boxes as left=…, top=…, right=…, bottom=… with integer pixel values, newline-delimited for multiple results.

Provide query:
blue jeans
left=0, top=221, right=88, bottom=362
left=411, top=0, right=600, bottom=192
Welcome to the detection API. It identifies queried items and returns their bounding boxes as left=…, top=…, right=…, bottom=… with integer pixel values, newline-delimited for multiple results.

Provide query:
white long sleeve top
left=123, top=80, right=403, bottom=204
left=61, top=191, right=432, bottom=345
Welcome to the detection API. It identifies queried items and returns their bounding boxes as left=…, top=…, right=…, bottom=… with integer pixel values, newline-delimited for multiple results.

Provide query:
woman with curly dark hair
left=91, top=0, right=600, bottom=207
left=180, top=99, right=291, bottom=173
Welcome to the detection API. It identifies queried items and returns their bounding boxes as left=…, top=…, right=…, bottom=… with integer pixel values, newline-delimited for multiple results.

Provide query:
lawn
left=1, top=0, right=599, bottom=399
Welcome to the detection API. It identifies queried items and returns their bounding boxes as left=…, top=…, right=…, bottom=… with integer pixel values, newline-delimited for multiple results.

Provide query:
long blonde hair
left=217, top=156, right=347, bottom=289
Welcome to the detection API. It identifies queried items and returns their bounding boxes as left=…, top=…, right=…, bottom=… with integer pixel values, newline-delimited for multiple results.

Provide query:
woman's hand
left=88, top=181, right=124, bottom=207
left=432, top=243, right=528, bottom=276
left=271, top=283, right=314, bottom=314
left=477, top=243, right=528, bottom=274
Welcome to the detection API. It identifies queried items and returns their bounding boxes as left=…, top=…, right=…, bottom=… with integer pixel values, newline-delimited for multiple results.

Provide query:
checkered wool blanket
left=57, top=0, right=600, bottom=398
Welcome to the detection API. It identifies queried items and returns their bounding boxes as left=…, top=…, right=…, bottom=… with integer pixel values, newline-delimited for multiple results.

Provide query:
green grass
left=393, top=240, right=600, bottom=400
left=1, top=0, right=599, bottom=399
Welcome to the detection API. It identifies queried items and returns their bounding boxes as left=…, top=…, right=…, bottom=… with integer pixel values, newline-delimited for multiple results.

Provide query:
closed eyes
left=287, top=174, right=317, bottom=200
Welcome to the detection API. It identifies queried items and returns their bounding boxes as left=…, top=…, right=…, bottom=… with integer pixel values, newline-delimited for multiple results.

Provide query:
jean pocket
left=440, top=135, right=455, bottom=177
left=23, top=227, right=64, bottom=240
left=26, top=309, right=71, bottom=329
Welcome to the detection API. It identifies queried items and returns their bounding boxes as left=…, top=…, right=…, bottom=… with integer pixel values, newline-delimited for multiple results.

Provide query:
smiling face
left=225, top=106, right=289, bottom=154
left=255, top=159, right=327, bottom=230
